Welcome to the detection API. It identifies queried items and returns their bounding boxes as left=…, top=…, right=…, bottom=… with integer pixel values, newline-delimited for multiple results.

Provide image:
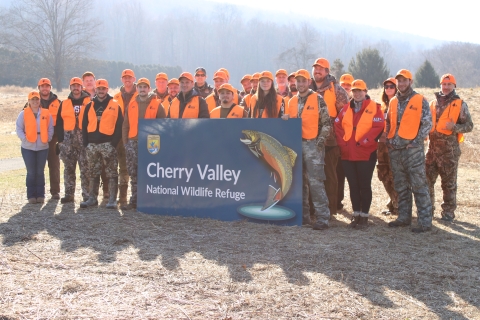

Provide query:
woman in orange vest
left=16, top=91, right=54, bottom=204
left=335, top=80, right=384, bottom=229
left=250, top=71, right=284, bottom=118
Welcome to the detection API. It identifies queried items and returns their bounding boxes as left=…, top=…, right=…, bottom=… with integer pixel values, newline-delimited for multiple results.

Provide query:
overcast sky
left=212, top=0, right=479, bottom=44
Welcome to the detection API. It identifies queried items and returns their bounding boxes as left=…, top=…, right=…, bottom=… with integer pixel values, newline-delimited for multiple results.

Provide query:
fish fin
left=261, top=185, right=281, bottom=211
left=283, top=146, right=297, bottom=167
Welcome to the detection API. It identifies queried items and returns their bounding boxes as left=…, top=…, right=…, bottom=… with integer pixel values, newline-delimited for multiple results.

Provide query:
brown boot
left=356, top=213, right=369, bottom=230
left=118, top=185, right=128, bottom=206
left=349, top=212, right=360, bottom=228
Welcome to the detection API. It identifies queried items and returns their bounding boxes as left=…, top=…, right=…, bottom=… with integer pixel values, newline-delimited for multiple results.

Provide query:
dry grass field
left=0, top=85, right=479, bottom=319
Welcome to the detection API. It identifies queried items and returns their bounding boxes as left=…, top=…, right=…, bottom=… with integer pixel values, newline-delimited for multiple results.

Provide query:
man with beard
left=239, top=74, right=252, bottom=101
left=80, top=79, right=123, bottom=209
left=153, top=72, right=169, bottom=103
left=276, top=69, right=292, bottom=105
left=210, top=83, right=247, bottom=118
left=426, top=74, right=473, bottom=222
left=240, top=72, right=260, bottom=116
left=56, top=77, right=91, bottom=203
left=205, top=70, right=228, bottom=112
left=161, top=78, right=180, bottom=115
left=386, top=69, right=433, bottom=232
left=167, top=72, right=210, bottom=119
left=310, top=58, right=349, bottom=219
left=193, top=67, right=213, bottom=98
left=288, top=72, right=298, bottom=95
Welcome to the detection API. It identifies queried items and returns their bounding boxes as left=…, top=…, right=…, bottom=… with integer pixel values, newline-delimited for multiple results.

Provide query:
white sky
left=211, top=0, right=479, bottom=44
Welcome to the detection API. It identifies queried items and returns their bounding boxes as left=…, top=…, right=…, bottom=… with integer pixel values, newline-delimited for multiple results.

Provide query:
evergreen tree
left=415, top=60, right=440, bottom=88
left=348, top=48, right=389, bottom=89
left=330, top=59, right=345, bottom=80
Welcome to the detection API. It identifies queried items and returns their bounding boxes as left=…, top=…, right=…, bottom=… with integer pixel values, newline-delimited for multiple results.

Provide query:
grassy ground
left=0, top=86, right=479, bottom=319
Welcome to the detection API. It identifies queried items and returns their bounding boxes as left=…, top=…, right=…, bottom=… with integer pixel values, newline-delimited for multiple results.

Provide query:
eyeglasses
left=384, top=84, right=396, bottom=89
left=195, top=74, right=206, bottom=77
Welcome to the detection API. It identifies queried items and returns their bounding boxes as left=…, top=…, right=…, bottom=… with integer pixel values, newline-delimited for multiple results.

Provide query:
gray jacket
left=16, top=107, right=54, bottom=151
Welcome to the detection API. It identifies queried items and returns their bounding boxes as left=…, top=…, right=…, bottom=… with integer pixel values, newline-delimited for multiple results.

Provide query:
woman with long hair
left=250, top=71, right=284, bottom=118
left=16, top=91, right=54, bottom=204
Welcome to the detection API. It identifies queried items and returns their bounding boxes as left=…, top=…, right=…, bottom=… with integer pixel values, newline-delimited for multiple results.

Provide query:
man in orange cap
left=275, top=69, right=292, bottom=104
left=425, top=73, right=473, bottom=222
left=162, top=78, right=180, bottom=114
left=122, top=78, right=166, bottom=210
left=310, top=57, right=350, bottom=219
left=56, top=77, right=92, bottom=203
left=153, top=72, right=169, bottom=102
left=82, top=71, right=96, bottom=99
left=239, top=74, right=252, bottom=101
left=80, top=79, right=124, bottom=209
left=240, top=72, right=260, bottom=116
left=193, top=67, right=213, bottom=98
left=288, top=72, right=298, bottom=95
left=205, top=71, right=228, bottom=112
left=167, top=72, right=210, bottom=118
left=386, top=69, right=433, bottom=232
left=210, top=84, right=247, bottom=118
left=339, top=74, right=354, bottom=98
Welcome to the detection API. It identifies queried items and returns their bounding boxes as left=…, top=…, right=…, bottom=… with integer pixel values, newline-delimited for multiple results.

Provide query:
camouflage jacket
left=194, top=82, right=214, bottom=99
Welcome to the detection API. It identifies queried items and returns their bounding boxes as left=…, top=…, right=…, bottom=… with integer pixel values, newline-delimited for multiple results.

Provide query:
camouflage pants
left=125, top=139, right=138, bottom=205
left=86, top=142, right=118, bottom=179
left=117, top=140, right=129, bottom=187
left=302, top=140, right=329, bottom=225
left=377, top=142, right=398, bottom=213
left=425, top=143, right=460, bottom=219
left=59, top=130, right=89, bottom=199
left=389, top=146, right=432, bottom=228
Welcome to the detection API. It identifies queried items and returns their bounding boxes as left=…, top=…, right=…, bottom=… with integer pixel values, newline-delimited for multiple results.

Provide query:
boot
left=61, top=195, right=74, bottom=204
left=80, top=176, right=100, bottom=208
left=349, top=212, right=360, bottom=228
left=121, top=202, right=136, bottom=211
left=118, top=184, right=128, bottom=206
left=388, top=219, right=411, bottom=227
left=356, top=213, right=369, bottom=230
left=106, top=178, right=118, bottom=209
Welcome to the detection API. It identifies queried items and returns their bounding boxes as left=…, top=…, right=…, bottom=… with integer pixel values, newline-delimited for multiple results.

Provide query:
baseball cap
left=395, top=69, right=412, bottom=80
left=312, top=58, right=330, bottom=69
left=383, top=77, right=396, bottom=85
left=218, top=68, right=230, bottom=79
left=137, top=78, right=151, bottom=87
left=168, top=78, right=180, bottom=86
left=251, top=73, right=261, bottom=81
left=95, top=79, right=109, bottom=88
left=179, top=72, right=194, bottom=82
left=28, top=91, right=40, bottom=100
left=241, top=74, right=252, bottom=83
left=295, top=69, right=311, bottom=80
left=195, top=67, right=206, bottom=75
left=259, top=71, right=274, bottom=81
left=340, top=74, right=354, bottom=85
left=276, top=69, right=288, bottom=77
left=155, top=73, right=168, bottom=81
left=82, top=71, right=95, bottom=79
left=218, top=83, right=235, bottom=94
left=351, top=79, right=367, bottom=91
left=213, top=71, right=228, bottom=81
left=287, top=72, right=296, bottom=80
left=440, top=73, right=456, bottom=85
left=37, top=78, right=51, bottom=87
left=70, top=77, right=83, bottom=86
left=121, top=69, right=135, bottom=78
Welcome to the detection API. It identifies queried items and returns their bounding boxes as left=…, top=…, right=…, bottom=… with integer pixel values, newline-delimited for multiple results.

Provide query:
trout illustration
left=240, top=130, right=297, bottom=211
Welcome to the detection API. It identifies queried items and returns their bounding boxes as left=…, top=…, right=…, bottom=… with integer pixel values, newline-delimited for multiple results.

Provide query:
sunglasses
left=195, top=74, right=206, bottom=77
left=384, top=84, right=396, bottom=89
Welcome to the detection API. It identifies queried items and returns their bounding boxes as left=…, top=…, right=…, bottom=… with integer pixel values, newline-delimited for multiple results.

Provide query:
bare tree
left=0, top=0, right=100, bottom=90
left=275, top=23, right=319, bottom=71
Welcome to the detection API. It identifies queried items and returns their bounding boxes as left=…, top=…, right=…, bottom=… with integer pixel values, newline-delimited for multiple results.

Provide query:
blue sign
left=137, top=119, right=302, bottom=226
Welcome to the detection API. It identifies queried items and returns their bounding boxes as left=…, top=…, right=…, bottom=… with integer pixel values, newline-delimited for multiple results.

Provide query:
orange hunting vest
left=161, top=97, right=174, bottom=116
left=210, top=105, right=245, bottom=118
left=287, top=94, right=319, bottom=140
left=169, top=96, right=200, bottom=119
left=48, top=99, right=61, bottom=126
left=61, top=97, right=91, bottom=131
left=113, top=91, right=138, bottom=116
left=322, top=83, right=337, bottom=117
left=387, top=94, right=424, bottom=140
left=342, top=100, right=377, bottom=142
left=86, top=99, right=119, bottom=135
left=128, top=99, right=162, bottom=138
left=24, top=108, right=50, bottom=144
left=205, top=93, right=217, bottom=112
left=250, top=94, right=283, bottom=118
left=430, top=99, right=464, bottom=143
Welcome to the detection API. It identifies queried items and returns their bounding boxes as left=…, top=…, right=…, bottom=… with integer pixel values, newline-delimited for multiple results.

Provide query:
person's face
left=137, top=84, right=149, bottom=98
left=213, top=78, right=226, bottom=90
left=288, top=77, right=297, bottom=91
left=219, top=89, right=233, bottom=105
left=396, top=76, right=412, bottom=93
left=276, top=74, right=287, bottom=86
left=441, top=82, right=455, bottom=95
left=259, top=78, right=272, bottom=92
left=70, top=83, right=82, bottom=96
left=341, top=83, right=352, bottom=93
left=295, top=77, right=310, bottom=94
left=384, top=81, right=396, bottom=97
left=195, top=72, right=206, bottom=86
left=29, top=97, right=40, bottom=108
left=241, top=80, right=252, bottom=93
left=95, top=86, right=108, bottom=100
left=180, top=79, right=194, bottom=93
left=83, top=76, right=95, bottom=92
left=155, top=79, right=168, bottom=93
left=250, top=79, right=259, bottom=90
left=312, top=65, right=328, bottom=82
left=168, top=84, right=179, bottom=98
left=121, top=75, right=135, bottom=88
left=38, top=84, right=51, bottom=97
left=352, top=89, right=367, bottom=102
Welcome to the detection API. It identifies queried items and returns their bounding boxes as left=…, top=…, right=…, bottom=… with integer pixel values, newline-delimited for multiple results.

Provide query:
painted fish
left=240, top=130, right=297, bottom=211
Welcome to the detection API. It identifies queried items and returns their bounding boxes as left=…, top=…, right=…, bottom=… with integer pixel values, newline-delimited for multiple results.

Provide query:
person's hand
left=444, top=119, right=455, bottom=131
left=281, top=114, right=290, bottom=121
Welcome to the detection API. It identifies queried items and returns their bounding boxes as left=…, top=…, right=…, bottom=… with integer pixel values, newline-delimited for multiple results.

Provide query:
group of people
left=15, top=57, right=474, bottom=233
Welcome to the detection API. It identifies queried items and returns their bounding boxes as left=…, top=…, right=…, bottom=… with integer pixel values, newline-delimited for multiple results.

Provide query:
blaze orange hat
left=95, top=79, right=109, bottom=88
left=251, top=72, right=261, bottom=81
left=241, top=74, right=252, bottom=83
left=137, top=78, right=150, bottom=87
left=313, top=58, right=330, bottom=69
left=259, top=71, right=274, bottom=81
left=395, top=69, right=412, bottom=80
left=383, top=77, right=396, bottom=85
left=82, top=71, right=95, bottom=79
left=218, top=83, right=235, bottom=94
left=28, top=91, right=40, bottom=100
left=156, top=73, right=168, bottom=81
left=340, top=74, right=354, bottom=85
left=168, top=78, right=179, bottom=86
left=351, top=79, right=367, bottom=91
left=288, top=72, right=296, bottom=80
left=179, top=72, right=194, bottom=82
left=218, top=68, right=230, bottom=79
left=121, top=69, right=135, bottom=78
left=276, top=69, right=288, bottom=77
left=213, top=71, right=228, bottom=81
left=70, top=77, right=83, bottom=86
left=440, top=73, right=456, bottom=85
left=295, top=69, right=311, bottom=79
left=37, top=78, right=51, bottom=87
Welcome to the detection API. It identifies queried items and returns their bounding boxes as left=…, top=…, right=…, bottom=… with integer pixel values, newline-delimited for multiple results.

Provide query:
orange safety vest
left=205, top=93, right=217, bottom=112
left=387, top=94, right=424, bottom=140
left=86, top=99, right=120, bottom=135
left=24, top=107, right=50, bottom=144
left=342, top=100, right=377, bottom=142
left=169, top=96, right=200, bottom=119
left=430, top=99, right=464, bottom=143
left=210, top=105, right=245, bottom=118
left=61, top=97, right=91, bottom=131
left=161, top=97, right=174, bottom=116
left=287, top=94, right=319, bottom=140
left=48, top=99, right=61, bottom=126
left=322, top=83, right=337, bottom=117
left=250, top=94, right=284, bottom=118
left=113, top=91, right=138, bottom=116
left=128, top=99, right=162, bottom=138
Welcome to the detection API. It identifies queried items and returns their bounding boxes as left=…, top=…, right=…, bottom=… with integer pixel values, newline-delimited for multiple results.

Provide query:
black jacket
left=167, top=89, right=210, bottom=118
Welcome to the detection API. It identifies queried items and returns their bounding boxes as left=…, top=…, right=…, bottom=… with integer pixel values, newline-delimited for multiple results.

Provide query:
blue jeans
left=21, top=147, right=49, bottom=199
